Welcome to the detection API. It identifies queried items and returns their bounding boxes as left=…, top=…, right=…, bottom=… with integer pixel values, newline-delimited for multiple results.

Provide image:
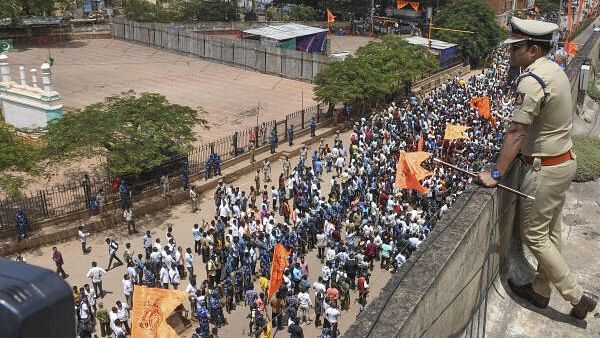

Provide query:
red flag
left=268, top=243, right=289, bottom=299
left=394, top=151, right=432, bottom=194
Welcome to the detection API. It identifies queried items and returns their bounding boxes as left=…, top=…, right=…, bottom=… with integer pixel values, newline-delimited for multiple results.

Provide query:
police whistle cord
left=433, top=158, right=535, bottom=200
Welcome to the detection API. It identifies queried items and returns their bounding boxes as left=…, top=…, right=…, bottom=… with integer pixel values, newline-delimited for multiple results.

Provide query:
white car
left=331, top=51, right=351, bottom=60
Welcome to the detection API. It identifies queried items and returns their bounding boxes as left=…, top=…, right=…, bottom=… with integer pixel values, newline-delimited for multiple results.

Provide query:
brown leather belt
left=523, top=150, right=573, bottom=166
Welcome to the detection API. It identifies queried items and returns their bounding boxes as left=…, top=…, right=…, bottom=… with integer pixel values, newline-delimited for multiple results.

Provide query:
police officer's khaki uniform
left=511, top=56, right=583, bottom=304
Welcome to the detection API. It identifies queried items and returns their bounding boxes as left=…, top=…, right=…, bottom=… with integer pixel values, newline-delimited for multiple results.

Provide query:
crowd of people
left=25, top=48, right=516, bottom=338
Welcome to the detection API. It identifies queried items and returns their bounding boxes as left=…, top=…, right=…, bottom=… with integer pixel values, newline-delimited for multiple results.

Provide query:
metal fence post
left=285, top=117, right=288, bottom=141
left=254, top=126, right=259, bottom=149
left=301, top=109, right=305, bottom=130
left=317, top=103, right=321, bottom=123
left=233, top=131, right=238, bottom=157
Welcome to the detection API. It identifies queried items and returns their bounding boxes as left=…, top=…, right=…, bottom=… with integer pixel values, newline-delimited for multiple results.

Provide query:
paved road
left=14, top=129, right=394, bottom=338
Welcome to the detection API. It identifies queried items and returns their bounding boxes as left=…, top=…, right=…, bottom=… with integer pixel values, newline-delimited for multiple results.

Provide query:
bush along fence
left=111, top=18, right=333, bottom=82
left=0, top=103, right=332, bottom=238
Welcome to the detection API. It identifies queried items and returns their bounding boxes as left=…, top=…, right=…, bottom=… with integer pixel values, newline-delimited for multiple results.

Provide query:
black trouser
left=81, top=242, right=87, bottom=254
left=194, top=240, right=201, bottom=254
left=55, top=265, right=67, bottom=278
left=107, top=253, right=123, bottom=270
left=93, top=281, right=104, bottom=298
left=273, top=311, right=283, bottom=330
left=145, top=247, right=152, bottom=259
left=127, top=220, right=136, bottom=234
left=99, top=321, right=110, bottom=337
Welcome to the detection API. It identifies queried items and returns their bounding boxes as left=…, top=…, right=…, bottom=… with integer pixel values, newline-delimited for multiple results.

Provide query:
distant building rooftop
left=242, top=23, right=328, bottom=41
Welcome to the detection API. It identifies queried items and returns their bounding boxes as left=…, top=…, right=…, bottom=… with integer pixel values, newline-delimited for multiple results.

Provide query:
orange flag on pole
left=409, top=1, right=420, bottom=11
left=396, top=0, right=409, bottom=9
left=131, top=286, right=188, bottom=338
left=327, top=9, right=336, bottom=24
left=469, top=96, right=496, bottom=127
left=394, top=151, right=433, bottom=194
left=417, top=135, right=424, bottom=151
left=443, top=124, right=471, bottom=140
left=268, top=243, right=289, bottom=300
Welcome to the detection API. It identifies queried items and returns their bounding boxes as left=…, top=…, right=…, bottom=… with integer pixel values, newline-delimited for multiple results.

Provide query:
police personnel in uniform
left=477, top=17, right=597, bottom=319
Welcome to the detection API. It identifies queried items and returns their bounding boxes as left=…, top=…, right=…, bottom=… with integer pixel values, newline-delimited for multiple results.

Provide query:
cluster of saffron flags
left=396, top=95, right=496, bottom=193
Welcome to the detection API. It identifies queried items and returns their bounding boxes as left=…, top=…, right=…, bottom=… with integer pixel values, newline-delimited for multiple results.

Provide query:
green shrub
left=572, top=135, right=600, bottom=182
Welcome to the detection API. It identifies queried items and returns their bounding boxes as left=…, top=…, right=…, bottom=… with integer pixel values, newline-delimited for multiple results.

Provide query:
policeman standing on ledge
left=476, top=17, right=597, bottom=319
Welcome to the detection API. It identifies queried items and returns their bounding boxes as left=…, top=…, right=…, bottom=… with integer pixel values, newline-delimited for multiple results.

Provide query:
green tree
left=43, top=91, right=208, bottom=176
left=535, top=0, right=560, bottom=15
left=124, top=0, right=174, bottom=22
left=0, top=122, right=42, bottom=197
left=314, top=35, right=438, bottom=112
left=0, top=0, right=21, bottom=24
left=287, top=5, right=318, bottom=22
left=172, top=0, right=239, bottom=22
left=433, top=0, right=507, bottom=67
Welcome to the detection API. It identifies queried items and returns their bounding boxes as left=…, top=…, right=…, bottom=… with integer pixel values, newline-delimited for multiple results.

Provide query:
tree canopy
left=314, top=35, right=438, bottom=111
left=286, top=4, right=318, bottom=22
left=124, top=0, right=240, bottom=22
left=43, top=91, right=207, bottom=176
left=0, top=0, right=74, bottom=24
left=0, top=122, right=42, bottom=197
left=433, top=0, right=507, bottom=66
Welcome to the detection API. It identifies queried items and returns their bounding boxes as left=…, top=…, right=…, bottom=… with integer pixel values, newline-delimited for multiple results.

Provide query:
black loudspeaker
left=0, top=258, right=76, bottom=338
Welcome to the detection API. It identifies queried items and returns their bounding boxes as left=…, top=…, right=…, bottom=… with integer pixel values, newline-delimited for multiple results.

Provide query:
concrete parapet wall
left=412, top=64, right=472, bottom=97
left=344, top=161, right=523, bottom=338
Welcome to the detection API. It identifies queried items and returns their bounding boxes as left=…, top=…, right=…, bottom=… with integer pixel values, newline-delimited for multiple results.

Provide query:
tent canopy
left=242, top=23, right=328, bottom=41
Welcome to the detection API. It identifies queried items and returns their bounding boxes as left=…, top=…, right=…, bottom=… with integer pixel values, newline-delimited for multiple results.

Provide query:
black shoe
left=570, top=291, right=598, bottom=320
left=507, top=279, right=550, bottom=308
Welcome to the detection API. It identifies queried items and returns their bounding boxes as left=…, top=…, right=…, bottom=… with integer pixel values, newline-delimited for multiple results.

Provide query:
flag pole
left=433, top=158, right=535, bottom=200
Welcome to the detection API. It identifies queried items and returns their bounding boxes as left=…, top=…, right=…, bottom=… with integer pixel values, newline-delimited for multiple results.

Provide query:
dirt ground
left=7, top=39, right=316, bottom=142
left=11, top=130, right=394, bottom=338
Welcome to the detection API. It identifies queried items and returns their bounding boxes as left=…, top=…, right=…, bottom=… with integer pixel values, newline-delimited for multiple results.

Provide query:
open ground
left=7, top=38, right=316, bottom=142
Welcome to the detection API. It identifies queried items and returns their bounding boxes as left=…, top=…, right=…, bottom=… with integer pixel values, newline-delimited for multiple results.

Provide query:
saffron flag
left=417, top=135, right=424, bottom=151
left=268, top=243, right=289, bottom=300
left=131, top=286, right=188, bottom=338
left=469, top=96, right=496, bottom=127
left=409, top=1, right=420, bottom=11
left=394, top=151, right=433, bottom=194
left=565, top=41, right=578, bottom=56
left=396, top=0, right=409, bottom=9
left=444, top=124, right=471, bottom=140
left=327, top=9, right=335, bottom=24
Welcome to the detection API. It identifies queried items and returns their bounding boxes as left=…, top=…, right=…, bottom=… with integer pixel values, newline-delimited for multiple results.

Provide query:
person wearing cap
left=476, top=17, right=597, bottom=319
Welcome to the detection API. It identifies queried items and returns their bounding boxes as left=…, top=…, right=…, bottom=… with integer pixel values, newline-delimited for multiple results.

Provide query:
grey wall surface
left=111, top=18, right=333, bottom=82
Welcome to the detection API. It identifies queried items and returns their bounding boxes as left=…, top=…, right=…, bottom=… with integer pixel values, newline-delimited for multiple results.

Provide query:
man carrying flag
left=268, top=243, right=289, bottom=300
left=327, top=9, right=335, bottom=31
